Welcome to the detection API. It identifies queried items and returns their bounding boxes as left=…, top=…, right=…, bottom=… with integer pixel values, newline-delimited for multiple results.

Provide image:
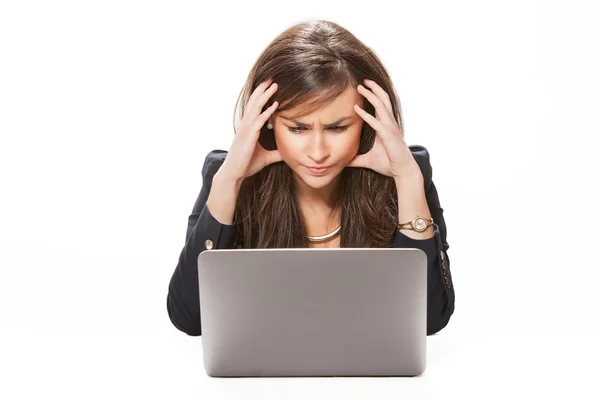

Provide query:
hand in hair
left=348, top=78, right=423, bottom=182
left=220, top=77, right=283, bottom=182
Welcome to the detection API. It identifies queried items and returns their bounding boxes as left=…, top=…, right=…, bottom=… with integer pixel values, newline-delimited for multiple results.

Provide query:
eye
left=287, top=126, right=349, bottom=134
left=330, top=125, right=349, bottom=132
left=288, top=126, right=305, bottom=134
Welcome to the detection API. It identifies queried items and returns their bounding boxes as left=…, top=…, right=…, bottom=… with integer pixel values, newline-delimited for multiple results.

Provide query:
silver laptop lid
left=198, top=248, right=427, bottom=377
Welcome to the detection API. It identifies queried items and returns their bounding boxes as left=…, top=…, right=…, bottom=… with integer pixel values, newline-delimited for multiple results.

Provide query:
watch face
left=414, top=217, right=427, bottom=232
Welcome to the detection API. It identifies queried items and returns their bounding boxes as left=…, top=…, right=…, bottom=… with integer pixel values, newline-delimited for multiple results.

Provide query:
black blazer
left=167, top=145, right=455, bottom=336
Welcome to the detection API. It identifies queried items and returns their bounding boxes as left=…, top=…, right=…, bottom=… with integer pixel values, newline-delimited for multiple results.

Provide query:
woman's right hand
left=219, top=78, right=282, bottom=182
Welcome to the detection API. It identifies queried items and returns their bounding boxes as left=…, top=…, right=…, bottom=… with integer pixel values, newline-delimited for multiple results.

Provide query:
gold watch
left=397, top=216, right=434, bottom=233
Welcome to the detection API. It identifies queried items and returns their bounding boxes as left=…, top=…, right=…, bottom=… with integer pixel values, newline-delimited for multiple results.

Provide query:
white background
left=1, top=0, right=598, bottom=398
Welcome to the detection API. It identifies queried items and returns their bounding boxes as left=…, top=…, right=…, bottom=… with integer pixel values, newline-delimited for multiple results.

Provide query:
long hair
left=231, top=20, right=404, bottom=248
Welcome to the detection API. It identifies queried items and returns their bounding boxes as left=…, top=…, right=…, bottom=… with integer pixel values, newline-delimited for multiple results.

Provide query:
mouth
left=305, top=166, right=331, bottom=175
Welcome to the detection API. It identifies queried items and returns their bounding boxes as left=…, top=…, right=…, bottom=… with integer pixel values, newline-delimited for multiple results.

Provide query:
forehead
left=277, top=85, right=363, bottom=120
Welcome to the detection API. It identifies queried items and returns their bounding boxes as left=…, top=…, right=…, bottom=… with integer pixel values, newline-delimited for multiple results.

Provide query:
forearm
left=395, top=175, right=434, bottom=240
left=206, top=171, right=243, bottom=225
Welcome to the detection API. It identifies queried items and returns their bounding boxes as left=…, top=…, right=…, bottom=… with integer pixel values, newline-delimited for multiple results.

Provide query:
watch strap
left=397, top=216, right=433, bottom=231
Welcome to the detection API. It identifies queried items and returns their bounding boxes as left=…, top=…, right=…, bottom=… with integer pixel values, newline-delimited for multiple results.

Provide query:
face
left=270, top=85, right=365, bottom=194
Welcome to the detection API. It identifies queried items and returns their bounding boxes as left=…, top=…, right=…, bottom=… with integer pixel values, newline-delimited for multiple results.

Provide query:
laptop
left=197, top=247, right=428, bottom=377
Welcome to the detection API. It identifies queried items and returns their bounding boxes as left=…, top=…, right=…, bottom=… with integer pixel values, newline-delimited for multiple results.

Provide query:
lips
left=306, top=166, right=331, bottom=175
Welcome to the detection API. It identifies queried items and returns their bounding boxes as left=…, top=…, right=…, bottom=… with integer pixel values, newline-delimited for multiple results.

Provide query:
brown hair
left=232, top=20, right=404, bottom=248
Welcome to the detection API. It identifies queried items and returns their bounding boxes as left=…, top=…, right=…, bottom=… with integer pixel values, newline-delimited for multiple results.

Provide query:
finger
left=263, top=149, right=283, bottom=166
left=250, top=101, right=278, bottom=136
left=247, top=78, right=273, bottom=110
left=346, top=153, right=368, bottom=168
left=250, top=81, right=278, bottom=120
left=363, top=79, right=394, bottom=116
left=357, top=83, right=395, bottom=126
left=354, top=103, right=385, bottom=133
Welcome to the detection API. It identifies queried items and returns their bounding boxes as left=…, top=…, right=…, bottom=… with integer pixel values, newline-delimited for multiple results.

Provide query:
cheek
left=274, top=131, right=297, bottom=158
left=339, top=128, right=362, bottom=157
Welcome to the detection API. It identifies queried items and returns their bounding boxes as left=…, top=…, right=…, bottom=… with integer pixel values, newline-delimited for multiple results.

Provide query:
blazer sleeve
left=394, top=145, right=455, bottom=336
left=166, top=149, right=238, bottom=336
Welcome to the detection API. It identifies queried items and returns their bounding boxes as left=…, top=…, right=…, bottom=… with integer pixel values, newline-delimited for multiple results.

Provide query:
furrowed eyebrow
left=280, top=115, right=353, bottom=128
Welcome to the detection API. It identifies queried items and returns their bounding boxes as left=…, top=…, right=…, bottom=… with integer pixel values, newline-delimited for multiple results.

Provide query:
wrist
left=214, top=169, right=244, bottom=192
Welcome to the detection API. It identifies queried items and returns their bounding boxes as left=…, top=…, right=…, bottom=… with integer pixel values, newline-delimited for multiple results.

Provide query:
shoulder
left=201, top=149, right=229, bottom=177
left=408, top=144, right=433, bottom=190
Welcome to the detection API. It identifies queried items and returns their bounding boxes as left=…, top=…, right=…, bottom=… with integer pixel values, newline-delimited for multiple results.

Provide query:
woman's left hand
left=347, top=78, right=423, bottom=181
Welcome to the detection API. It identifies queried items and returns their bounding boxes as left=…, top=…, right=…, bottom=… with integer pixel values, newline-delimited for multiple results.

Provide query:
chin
left=302, top=177, right=333, bottom=189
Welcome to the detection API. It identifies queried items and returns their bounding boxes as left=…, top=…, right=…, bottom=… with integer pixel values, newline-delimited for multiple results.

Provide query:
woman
left=167, top=20, right=455, bottom=337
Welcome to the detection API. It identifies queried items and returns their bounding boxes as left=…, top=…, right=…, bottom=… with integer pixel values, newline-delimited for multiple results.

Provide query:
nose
left=307, top=132, right=330, bottom=164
